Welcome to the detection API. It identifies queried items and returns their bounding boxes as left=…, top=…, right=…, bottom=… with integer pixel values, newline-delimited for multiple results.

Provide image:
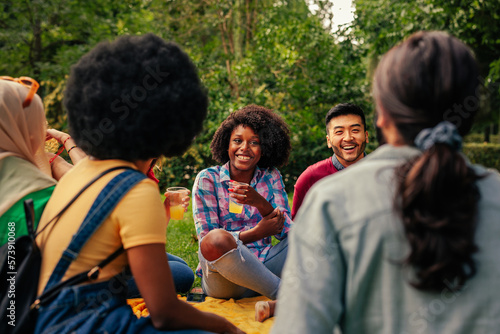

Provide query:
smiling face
left=326, top=114, right=369, bottom=167
left=228, top=125, right=262, bottom=179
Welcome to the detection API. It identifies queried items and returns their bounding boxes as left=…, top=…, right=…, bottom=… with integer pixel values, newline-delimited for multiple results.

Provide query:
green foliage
left=353, top=0, right=500, bottom=131
left=464, top=132, right=500, bottom=144
left=463, top=143, right=500, bottom=171
left=2, top=0, right=499, bottom=189
left=0, top=0, right=154, bottom=131
left=164, top=202, right=201, bottom=288
left=3, top=0, right=499, bottom=293
left=149, top=1, right=375, bottom=188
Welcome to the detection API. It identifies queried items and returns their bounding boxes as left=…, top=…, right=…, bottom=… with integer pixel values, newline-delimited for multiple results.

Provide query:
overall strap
left=43, top=169, right=146, bottom=292
left=35, top=166, right=135, bottom=238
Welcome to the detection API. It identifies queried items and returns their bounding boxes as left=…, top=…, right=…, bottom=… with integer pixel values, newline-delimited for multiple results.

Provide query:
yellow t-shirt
left=37, top=158, right=167, bottom=295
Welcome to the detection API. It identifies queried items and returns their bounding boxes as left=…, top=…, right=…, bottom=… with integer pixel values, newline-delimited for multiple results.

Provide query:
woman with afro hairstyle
left=192, top=105, right=293, bottom=305
left=35, top=34, right=243, bottom=334
left=272, top=31, right=500, bottom=334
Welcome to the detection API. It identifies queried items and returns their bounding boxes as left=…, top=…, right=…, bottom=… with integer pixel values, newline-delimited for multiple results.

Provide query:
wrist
left=62, top=136, right=71, bottom=146
left=240, top=226, right=263, bottom=244
left=261, top=207, right=274, bottom=217
left=257, top=200, right=274, bottom=217
left=67, top=145, right=78, bottom=154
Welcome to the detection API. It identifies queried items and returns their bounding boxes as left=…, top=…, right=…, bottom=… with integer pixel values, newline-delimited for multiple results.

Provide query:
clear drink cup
left=229, top=181, right=248, bottom=214
left=166, top=187, right=189, bottom=220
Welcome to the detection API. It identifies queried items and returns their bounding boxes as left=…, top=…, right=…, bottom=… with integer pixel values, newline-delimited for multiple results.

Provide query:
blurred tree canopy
left=1, top=0, right=498, bottom=190
left=354, top=0, right=500, bottom=137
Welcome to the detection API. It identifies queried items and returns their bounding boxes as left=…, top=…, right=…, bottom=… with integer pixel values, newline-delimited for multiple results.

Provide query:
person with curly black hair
left=35, top=33, right=244, bottom=334
left=192, top=105, right=293, bottom=306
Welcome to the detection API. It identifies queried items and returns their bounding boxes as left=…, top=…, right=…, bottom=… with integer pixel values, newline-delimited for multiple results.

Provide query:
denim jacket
left=273, top=144, right=500, bottom=334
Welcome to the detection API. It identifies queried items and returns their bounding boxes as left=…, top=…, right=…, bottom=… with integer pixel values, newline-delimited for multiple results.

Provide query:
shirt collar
left=331, top=151, right=368, bottom=171
left=331, top=154, right=345, bottom=171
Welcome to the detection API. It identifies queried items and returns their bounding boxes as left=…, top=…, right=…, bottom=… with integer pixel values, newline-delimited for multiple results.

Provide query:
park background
left=2, top=0, right=499, bottom=283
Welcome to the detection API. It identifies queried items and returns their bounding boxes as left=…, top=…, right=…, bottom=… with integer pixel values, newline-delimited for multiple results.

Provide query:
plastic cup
left=229, top=181, right=248, bottom=214
left=167, top=187, right=189, bottom=220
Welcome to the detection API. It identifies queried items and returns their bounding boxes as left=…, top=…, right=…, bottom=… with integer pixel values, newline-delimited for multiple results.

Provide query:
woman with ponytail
left=271, top=31, right=500, bottom=334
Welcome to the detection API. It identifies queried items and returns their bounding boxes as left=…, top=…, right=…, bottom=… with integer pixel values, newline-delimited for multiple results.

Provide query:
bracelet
left=48, top=145, right=65, bottom=164
left=67, top=145, right=78, bottom=154
left=62, top=136, right=71, bottom=146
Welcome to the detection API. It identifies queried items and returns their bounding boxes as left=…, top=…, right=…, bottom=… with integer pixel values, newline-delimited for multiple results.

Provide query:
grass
left=165, top=205, right=202, bottom=289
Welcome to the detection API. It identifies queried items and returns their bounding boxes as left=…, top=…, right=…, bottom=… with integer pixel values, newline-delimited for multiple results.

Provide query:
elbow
left=150, top=316, right=169, bottom=330
left=150, top=313, right=178, bottom=331
left=149, top=304, right=186, bottom=330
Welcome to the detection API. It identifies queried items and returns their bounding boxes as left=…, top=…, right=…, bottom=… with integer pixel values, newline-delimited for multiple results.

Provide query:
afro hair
left=64, top=33, right=208, bottom=161
left=210, top=105, right=291, bottom=168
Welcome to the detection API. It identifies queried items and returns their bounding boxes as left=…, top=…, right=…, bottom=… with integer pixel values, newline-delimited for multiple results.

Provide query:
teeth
left=238, top=156, right=251, bottom=160
left=343, top=146, right=355, bottom=149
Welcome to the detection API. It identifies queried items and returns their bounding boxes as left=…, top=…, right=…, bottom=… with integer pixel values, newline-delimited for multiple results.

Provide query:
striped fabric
left=193, top=162, right=293, bottom=277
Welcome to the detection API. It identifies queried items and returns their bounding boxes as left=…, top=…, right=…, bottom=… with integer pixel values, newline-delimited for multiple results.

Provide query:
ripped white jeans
left=198, top=237, right=288, bottom=300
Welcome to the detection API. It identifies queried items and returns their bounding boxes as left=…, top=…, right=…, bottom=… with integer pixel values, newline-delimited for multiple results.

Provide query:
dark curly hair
left=64, top=33, right=208, bottom=161
left=210, top=105, right=291, bottom=168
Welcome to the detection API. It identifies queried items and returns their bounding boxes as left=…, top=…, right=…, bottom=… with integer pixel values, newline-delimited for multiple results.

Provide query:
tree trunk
left=32, top=18, right=42, bottom=76
left=234, top=0, right=243, bottom=60
left=217, top=8, right=239, bottom=98
left=484, top=124, right=490, bottom=143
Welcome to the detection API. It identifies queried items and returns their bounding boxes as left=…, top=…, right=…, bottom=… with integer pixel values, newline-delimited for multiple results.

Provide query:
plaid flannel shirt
left=192, top=162, right=293, bottom=277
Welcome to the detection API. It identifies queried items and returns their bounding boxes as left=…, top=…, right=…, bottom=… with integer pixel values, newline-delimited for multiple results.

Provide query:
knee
left=200, top=229, right=237, bottom=261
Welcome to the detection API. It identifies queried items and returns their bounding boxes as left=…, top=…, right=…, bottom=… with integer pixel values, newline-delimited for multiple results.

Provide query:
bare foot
left=255, top=300, right=276, bottom=322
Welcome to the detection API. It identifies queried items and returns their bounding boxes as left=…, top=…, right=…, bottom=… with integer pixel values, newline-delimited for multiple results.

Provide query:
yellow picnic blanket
left=127, top=296, right=274, bottom=334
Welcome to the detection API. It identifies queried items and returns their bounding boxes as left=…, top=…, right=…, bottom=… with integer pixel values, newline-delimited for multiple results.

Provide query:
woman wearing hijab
left=0, top=77, right=84, bottom=245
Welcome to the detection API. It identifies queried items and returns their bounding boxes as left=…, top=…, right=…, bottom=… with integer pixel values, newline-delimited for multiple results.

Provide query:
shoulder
left=110, top=171, right=161, bottom=209
left=304, top=146, right=411, bottom=223
left=303, top=158, right=335, bottom=176
left=311, top=147, right=394, bottom=192
left=195, top=166, right=222, bottom=182
left=296, top=158, right=335, bottom=184
left=266, top=166, right=282, bottom=177
left=258, top=166, right=283, bottom=183
left=472, top=165, right=500, bottom=203
left=0, top=155, right=56, bottom=184
left=194, top=166, right=224, bottom=193
left=114, top=177, right=167, bottom=247
left=313, top=157, right=335, bottom=169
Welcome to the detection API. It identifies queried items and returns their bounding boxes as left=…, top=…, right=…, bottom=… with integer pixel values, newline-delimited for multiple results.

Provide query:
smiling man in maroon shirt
left=291, top=103, right=369, bottom=219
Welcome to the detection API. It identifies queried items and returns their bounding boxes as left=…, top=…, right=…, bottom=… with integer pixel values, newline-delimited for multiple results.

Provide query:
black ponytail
left=395, top=144, right=481, bottom=291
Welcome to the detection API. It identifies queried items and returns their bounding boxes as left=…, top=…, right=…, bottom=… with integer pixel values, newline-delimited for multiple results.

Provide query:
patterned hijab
left=0, top=80, right=56, bottom=215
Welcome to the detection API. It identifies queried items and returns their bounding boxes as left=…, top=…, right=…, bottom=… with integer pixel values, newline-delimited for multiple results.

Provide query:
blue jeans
left=167, top=253, right=195, bottom=293
left=199, top=237, right=288, bottom=300
left=126, top=253, right=194, bottom=298
left=35, top=279, right=213, bottom=334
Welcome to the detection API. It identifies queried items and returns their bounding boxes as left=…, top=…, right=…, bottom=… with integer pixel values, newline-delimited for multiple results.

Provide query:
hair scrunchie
left=414, top=121, right=463, bottom=151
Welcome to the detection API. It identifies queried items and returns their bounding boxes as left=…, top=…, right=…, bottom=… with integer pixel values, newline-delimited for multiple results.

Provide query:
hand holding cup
left=165, top=187, right=190, bottom=220
left=228, top=181, right=248, bottom=214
